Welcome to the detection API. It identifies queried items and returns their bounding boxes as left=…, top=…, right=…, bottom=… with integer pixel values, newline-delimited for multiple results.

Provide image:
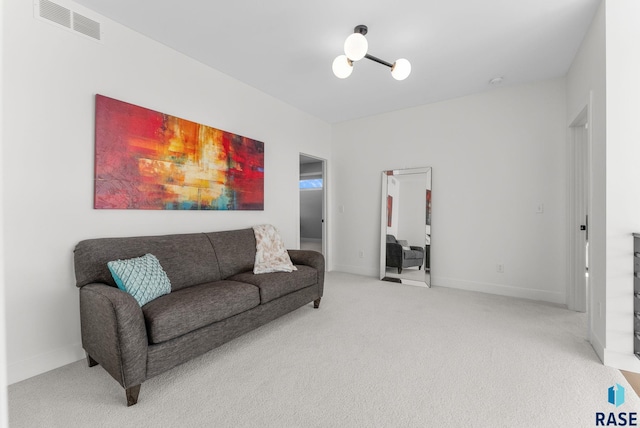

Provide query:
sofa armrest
left=79, top=283, right=148, bottom=389
left=386, top=242, right=403, bottom=263
left=288, top=249, right=324, bottom=271
left=288, top=250, right=325, bottom=297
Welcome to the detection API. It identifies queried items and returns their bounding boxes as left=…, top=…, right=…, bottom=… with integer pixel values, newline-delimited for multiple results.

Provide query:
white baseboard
left=8, top=343, right=85, bottom=385
left=330, top=270, right=566, bottom=305
left=332, top=265, right=379, bottom=278
left=604, top=347, right=640, bottom=373
left=590, top=331, right=605, bottom=363
left=434, top=276, right=566, bottom=305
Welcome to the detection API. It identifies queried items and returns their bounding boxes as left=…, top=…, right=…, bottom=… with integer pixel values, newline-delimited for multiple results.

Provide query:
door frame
left=298, top=153, right=328, bottom=264
left=567, top=95, right=592, bottom=321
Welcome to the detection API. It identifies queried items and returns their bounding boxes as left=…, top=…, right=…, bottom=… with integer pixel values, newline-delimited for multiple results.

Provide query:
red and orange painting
left=94, top=95, right=264, bottom=210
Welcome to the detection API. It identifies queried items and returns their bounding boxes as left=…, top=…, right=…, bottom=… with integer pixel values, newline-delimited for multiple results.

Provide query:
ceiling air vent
left=38, top=0, right=71, bottom=28
left=34, top=0, right=102, bottom=42
left=73, top=12, right=101, bottom=41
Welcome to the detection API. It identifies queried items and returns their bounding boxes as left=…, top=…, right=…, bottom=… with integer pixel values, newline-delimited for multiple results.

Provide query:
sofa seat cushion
left=228, top=265, right=317, bottom=304
left=142, top=280, right=260, bottom=344
left=403, top=249, right=424, bottom=260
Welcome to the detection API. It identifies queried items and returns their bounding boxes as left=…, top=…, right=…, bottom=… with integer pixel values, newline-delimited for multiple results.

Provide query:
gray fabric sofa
left=73, top=228, right=324, bottom=406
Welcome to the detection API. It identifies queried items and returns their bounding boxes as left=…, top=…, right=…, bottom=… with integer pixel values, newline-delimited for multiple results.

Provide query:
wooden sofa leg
left=313, top=298, right=321, bottom=309
left=126, top=384, right=141, bottom=407
left=86, top=354, right=98, bottom=367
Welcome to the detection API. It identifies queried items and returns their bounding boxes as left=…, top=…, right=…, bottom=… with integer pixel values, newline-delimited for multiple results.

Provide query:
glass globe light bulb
left=391, top=58, right=411, bottom=81
left=332, top=55, right=353, bottom=79
left=344, top=33, right=368, bottom=61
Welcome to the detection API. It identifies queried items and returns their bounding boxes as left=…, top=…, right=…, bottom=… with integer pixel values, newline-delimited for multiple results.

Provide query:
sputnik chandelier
left=332, top=25, right=411, bottom=81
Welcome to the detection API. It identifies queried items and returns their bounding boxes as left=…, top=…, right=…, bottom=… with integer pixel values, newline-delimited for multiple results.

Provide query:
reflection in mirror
left=380, top=167, right=431, bottom=287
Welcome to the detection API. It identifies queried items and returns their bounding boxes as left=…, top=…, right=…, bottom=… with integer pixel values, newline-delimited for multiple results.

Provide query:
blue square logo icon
left=608, top=383, right=625, bottom=408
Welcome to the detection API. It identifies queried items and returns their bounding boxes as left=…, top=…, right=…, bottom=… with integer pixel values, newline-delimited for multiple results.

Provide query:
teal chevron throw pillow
left=107, top=253, right=171, bottom=306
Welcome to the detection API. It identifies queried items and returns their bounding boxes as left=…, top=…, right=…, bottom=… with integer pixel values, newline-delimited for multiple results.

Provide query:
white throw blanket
left=252, top=224, right=298, bottom=274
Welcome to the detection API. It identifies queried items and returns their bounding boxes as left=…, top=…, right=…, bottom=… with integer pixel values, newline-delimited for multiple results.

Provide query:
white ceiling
left=73, top=0, right=601, bottom=123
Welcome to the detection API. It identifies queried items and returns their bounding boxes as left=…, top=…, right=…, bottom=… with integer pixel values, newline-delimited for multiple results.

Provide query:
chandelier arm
left=364, top=53, right=393, bottom=69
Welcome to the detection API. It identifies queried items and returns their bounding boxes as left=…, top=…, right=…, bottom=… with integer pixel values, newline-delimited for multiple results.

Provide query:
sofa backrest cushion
left=205, top=228, right=257, bottom=279
left=74, top=233, right=221, bottom=291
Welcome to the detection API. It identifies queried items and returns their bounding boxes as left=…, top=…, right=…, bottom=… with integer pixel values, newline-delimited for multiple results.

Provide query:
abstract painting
left=94, top=95, right=264, bottom=210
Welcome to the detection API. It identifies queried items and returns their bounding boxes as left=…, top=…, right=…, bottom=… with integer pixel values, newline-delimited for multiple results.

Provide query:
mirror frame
left=379, top=167, right=432, bottom=287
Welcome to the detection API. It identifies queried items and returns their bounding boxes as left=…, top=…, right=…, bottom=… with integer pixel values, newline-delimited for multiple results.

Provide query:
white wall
left=2, top=0, right=331, bottom=384
left=602, top=0, right=640, bottom=373
left=332, top=79, right=568, bottom=304
left=566, top=0, right=607, bottom=362
left=0, top=1, right=9, bottom=424
left=567, top=0, right=640, bottom=373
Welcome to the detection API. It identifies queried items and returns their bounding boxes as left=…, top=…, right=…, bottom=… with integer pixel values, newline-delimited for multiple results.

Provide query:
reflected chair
left=386, top=235, right=425, bottom=274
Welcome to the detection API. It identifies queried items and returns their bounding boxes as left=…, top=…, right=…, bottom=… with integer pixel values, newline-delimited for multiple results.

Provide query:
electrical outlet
left=497, top=264, right=504, bottom=273
left=358, top=249, right=364, bottom=258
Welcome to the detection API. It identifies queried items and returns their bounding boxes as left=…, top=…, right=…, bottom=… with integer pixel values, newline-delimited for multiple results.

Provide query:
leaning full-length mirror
left=380, top=167, right=431, bottom=287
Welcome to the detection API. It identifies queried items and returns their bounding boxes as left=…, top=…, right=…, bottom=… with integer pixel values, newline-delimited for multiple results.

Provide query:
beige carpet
left=8, top=272, right=639, bottom=427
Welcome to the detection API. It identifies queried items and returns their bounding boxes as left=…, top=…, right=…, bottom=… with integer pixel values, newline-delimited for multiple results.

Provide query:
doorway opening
left=299, top=154, right=326, bottom=257
left=568, top=104, right=591, bottom=322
